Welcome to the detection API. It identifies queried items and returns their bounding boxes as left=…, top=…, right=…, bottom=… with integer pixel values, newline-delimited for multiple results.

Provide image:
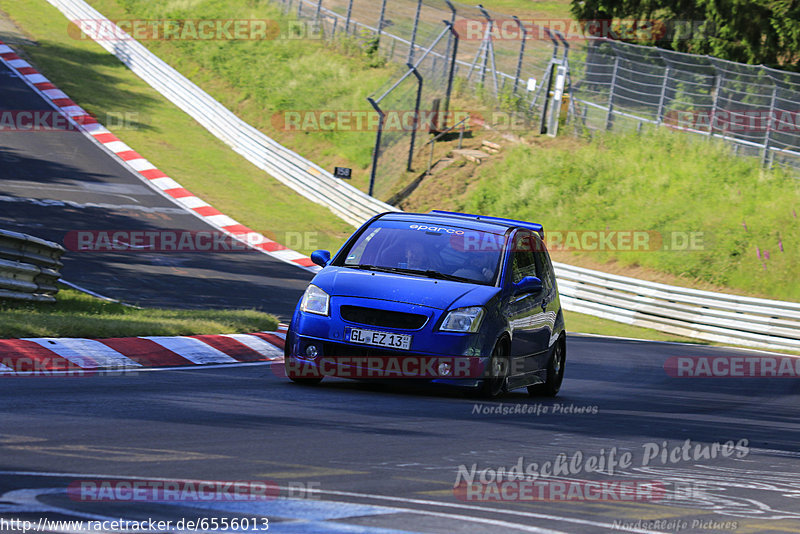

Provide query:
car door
left=505, top=230, right=551, bottom=374
left=532, top=237, right=559, bottom=363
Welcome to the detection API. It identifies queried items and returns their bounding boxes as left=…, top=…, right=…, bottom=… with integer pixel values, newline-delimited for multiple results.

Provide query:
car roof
left=378, top=210, right=544, bottom=238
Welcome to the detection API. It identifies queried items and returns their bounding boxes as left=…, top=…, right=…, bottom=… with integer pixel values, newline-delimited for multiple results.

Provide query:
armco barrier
left=555, top=262, right=800, bottom=352
left=43, top=0, right=800, bottom=351
left=47, top=0, right=397, bottom=228
left=0, top=229, right=65, bottom=302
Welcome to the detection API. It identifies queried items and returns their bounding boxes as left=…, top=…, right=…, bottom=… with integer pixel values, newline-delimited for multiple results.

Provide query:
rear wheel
left=476, top=341, right=509, bottom=398
left=527, top=339, right=565, bottom=397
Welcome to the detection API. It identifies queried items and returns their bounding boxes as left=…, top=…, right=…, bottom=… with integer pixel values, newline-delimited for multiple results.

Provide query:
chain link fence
left=273, top=0, right=800, bottom=183
left=572, top=39, right=800, bottom=172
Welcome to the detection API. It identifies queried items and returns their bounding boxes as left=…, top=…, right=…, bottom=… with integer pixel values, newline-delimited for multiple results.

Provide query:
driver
left=401, top=239, right=429, bottom=270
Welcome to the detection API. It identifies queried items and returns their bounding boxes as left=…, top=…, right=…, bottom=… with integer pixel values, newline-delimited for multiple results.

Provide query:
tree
left=570, top=0, right=800, bottom=70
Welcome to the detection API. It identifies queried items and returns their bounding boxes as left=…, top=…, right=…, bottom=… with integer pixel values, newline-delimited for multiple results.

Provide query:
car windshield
left=340, top=220, right=506, bottom=285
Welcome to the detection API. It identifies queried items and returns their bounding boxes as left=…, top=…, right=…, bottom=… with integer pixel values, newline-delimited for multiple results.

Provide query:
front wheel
left=288, top=376, right=323, bottom=386
left=476, top=341, right=509, bottom=399
left=527, top=339, right=565, bottom=397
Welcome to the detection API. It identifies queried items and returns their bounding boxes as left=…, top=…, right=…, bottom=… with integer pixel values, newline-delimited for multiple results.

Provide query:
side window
left=510, top=233, right=538, bottom=284
left=530, top=235, right=553, bottom=292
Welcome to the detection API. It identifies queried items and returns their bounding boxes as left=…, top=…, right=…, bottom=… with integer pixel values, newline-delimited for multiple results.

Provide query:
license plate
left=348, top=328, right=412, bottom=350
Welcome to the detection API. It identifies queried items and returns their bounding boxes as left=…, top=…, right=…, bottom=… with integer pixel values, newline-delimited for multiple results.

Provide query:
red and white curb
left=0, top=39, right=319, bottom=272
left=0, top=325, right=288, bottom=375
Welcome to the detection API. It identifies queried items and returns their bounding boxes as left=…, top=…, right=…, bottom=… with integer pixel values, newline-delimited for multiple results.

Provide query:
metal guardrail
left=0, top=229, right=65, bottom=303
left=45, top=0, right=800, bottom=351
left=47, top=0, right=398, bottom=228
left=554, top=262, right=800, bottom=352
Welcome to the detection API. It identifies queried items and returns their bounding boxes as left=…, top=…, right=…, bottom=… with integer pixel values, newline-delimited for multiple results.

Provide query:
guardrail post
left=367, top=97, right=385, bottom=197
left=315, top=0, right=322, bottom=21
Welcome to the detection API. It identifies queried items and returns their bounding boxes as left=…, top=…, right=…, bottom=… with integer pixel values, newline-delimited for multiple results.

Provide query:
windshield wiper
left=353, top=265, right=477, bottom=283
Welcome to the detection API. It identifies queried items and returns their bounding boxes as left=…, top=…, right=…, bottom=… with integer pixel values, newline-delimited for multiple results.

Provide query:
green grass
left=564, top=310, right=704, bottom=344
left=1, top=0, right=358, bottom=255
left=463, top=128, right=800, bottom=301
left=0, top=289, right=278, bottom=339
left=84, top=0, right=400, bottom=192
left=475, top=0, right=573, bottom=19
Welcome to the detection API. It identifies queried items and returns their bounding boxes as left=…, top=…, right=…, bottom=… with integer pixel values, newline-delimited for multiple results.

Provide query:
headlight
left=300, top=284, right=330, bottom=316
left=440, top=306, right=485, bottom=332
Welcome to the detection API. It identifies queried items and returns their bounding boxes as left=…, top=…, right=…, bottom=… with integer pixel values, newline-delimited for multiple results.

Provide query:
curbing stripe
left=0, top=332, right=285, bottom=375
left=220, top=333, right=284, bottom=359
left=0, top=39, right=320, bottom=273
left=189, top=334, right=277, bottom=363
left=138, top=336, right=239, bottom=365
left=96, top=337, right=195, bottom=367
left=0, top=339, right=79, bottom=371
left=21, top=338, right=142, bottom=369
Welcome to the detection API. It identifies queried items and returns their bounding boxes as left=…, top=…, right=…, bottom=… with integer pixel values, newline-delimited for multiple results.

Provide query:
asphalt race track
left=2, top=337, right=800, bottom=533
left=2, top=43, right=800, bottom=534
left=0, top=60, right=312, bottom=318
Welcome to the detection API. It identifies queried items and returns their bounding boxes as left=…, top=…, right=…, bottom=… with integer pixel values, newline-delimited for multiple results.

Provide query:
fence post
left=344, top=0, right=353, bottom=35
left=367, top=97, right=385, bottom=197
left=297, top=0, right=303, bottom=18
left=443, top=21, right=459, bottom=128
left=656, top=66, right=670, bottom=125
left=443, top=1, right=457, bottom=81
left=315, top=0, right=322, bottom=21
left=377, top=0, right=388, bottom=43
left=605, top=56, right=620, bottom=130
left=408, top=0, right=423, bottom=64
left=763, top=84, right=777, bottom=167
left=407, top=64, right=423, bottom=171
left=709, top=70, right=722, bottom=137
left=512, top=16, right=526, bottom=95
left=478, top=6, right=494, bottom=91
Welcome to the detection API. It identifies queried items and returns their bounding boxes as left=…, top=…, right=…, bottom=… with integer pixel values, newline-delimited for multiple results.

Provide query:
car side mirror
left=513, top=276, right=543, bottom=295
left=310, top=249, right=331, bottom=267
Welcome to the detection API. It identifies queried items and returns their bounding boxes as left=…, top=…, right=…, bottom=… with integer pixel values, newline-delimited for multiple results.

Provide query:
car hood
left=312, top=267, right=500, bottom=310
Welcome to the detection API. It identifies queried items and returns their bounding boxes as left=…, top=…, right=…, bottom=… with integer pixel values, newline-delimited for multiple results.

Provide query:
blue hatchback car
left=284, top=210, right=566, bottom=398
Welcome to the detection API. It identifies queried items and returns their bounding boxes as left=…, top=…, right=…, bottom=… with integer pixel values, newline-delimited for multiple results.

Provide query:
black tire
left=476, top=340, right=509, bottom=399
left=288, top=376, right=323, bottom=386
left=527, top=338, right=565, bottom=397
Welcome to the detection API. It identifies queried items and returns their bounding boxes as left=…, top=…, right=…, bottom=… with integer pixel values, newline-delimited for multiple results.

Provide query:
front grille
left=340, top=305, right=428, bottom=330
